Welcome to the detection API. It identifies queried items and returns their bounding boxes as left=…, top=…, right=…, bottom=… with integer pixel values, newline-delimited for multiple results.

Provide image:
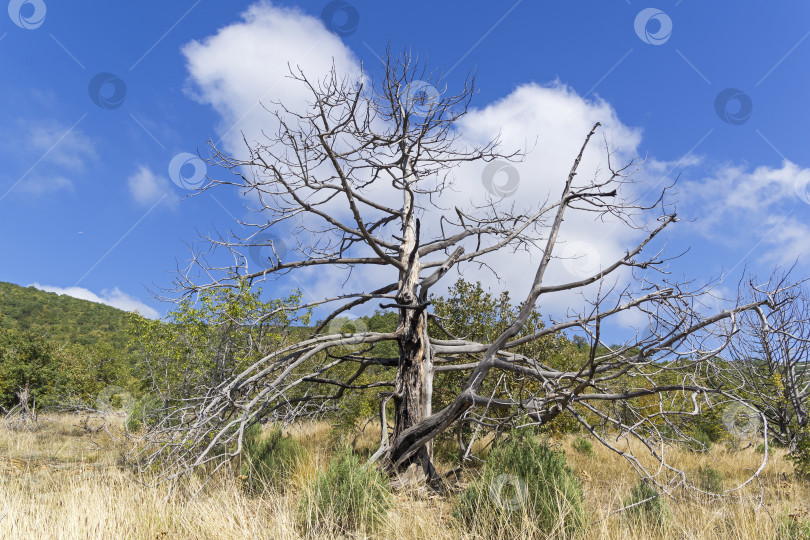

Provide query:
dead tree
left=719, top=275, right=810, bottom=450
left=3, top=383, right=37, bottom=431
left=15, top=384, right=32, bottom=419
left=134, top=51, right=789, bottom=493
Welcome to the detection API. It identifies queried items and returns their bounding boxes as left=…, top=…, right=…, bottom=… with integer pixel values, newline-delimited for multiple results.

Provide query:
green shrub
left=241, top=423, right=306, bottom=493
left=537, top=410, right=581, bottom=437
left=623, top=480, right=668, bottom=527
left=778, top=514, right=810, bottom=539
left=694, top=407, right=726, bottom=443
left=434, top=436, right=461, bottom=465
left=454, top=432, right=587, bottom=537
left=299, top=444, right=391, bottom=535
left=790, top=428, right=810, bottom=479
left=572, top=436, right=594, bottom=457
left=125, top=394, right=162, bottom=432
left=685, top=427, right=713, bottom=453
left=695, top=464, right=723, bottom=494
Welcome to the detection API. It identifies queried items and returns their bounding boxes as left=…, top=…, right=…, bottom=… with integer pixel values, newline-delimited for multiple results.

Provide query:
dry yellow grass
left=0, top=414, right=806, bottom=539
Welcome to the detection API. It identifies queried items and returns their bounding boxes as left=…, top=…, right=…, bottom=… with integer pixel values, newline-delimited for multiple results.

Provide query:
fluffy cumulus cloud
left=182, top=1, right=361, bottom=158
left=449, top=83, right=644, bottom=299
left=179, top=1, right=657, bottom=319
left=188, top=2, right=810, bottom=328
left=29, top=283, right=160, bottom=319
left=127, top=165, right=173, bottom=207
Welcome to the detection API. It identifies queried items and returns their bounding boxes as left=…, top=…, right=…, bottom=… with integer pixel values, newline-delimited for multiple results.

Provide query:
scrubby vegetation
left=454, top=431, right=587, bottom=537
left=299, top=441, right=392, bottom=535
left=241, top=423, right=307, bottom=493
left=0, top=282, right=131, bottom=349
left=0, top=282, right=137, bottom=410
left=623, top=480, right=669, bottom=529
left=0, top=415, right=807, bottom=539
left=3, top=278, right=810, bottom=539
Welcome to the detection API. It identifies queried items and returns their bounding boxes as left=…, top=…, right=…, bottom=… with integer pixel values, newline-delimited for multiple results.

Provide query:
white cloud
left=1, top=120, right=96, bottom=198
left=29, top=283, right=161, bottom=319
left=177, top=2, right=710, bottom=322
left=16, top=175, right=74, bottom=195
left=447, top=82, right=644, bottom=304
left=26, top=122, right=97, bottom=170
left=678, top=160, right=810, bottom=265
left=127, top=165, right=173, bottom=206
left=182, top=1, right=361, bottom=158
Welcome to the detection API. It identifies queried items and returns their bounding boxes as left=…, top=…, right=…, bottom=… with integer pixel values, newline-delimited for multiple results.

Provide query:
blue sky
left=0, top=0, right=809, bottom=322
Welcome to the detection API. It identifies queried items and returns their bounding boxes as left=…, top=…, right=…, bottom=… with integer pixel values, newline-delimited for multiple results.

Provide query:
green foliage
left=0, top=282, right=133, bottom=350
left=454, top=432, right=587, bottom=536
left=695, top=464, right=723, bottom=494
left=125, top=393, right=163, bottom=432
left=323, top=310, right=398, bottom=433
left=431, top=279, right=578, bottom=445
left=685, top=427, right=713, bottom=453
left=538, top=410, right=582, bottom=437
left=0, top=282, right=139, bottom=410
left=789, top=427, right=810, bottom=479
left=623, top=481, right=668, bottom=527
left=241, top=423, right=306, bottom=493
left=129, top=282, right=309, bottom=404
left=299, top=444, right=391, bottom=535
left=0, top=328, right=66, bottom=409
left=693, top=406, right=726, bottom=443
left=779, top=514, right=810, bottom=539
left=572, top=436, right=594, bottom=457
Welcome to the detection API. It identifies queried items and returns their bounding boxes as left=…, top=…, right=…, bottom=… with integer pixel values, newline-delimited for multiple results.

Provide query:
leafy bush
left=537, top=410, right=582, bottom=437
left=790, top=428, right=810, bottom=479
left=299, top=444, right=391, bottom=535
left=623, top=480, right=668, bottom=528
left=572, top=436, right=594, bottom=457
left=693, top=407, right=726, bottom=443
left=685, top=427, right=713, bottom=453
left=241, top=423, right=306, bottom=493
left=695, top=464, right=723, bottom=494
left=454, top=432, right=587, bottom=537
left=125, top=394, right=162, bottom=432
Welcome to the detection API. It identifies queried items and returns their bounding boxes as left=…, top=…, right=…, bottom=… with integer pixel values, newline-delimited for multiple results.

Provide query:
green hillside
left=0, top=282, right=133, bottom=350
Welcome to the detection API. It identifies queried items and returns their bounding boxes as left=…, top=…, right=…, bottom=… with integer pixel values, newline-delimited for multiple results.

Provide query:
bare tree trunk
left=16, top=383, right=32, bottom=421
left=390, top=156, right=436, bottom=481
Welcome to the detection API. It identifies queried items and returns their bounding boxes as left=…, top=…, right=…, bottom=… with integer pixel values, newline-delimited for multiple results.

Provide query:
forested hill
left=0, top=282, right=132, bottom=350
